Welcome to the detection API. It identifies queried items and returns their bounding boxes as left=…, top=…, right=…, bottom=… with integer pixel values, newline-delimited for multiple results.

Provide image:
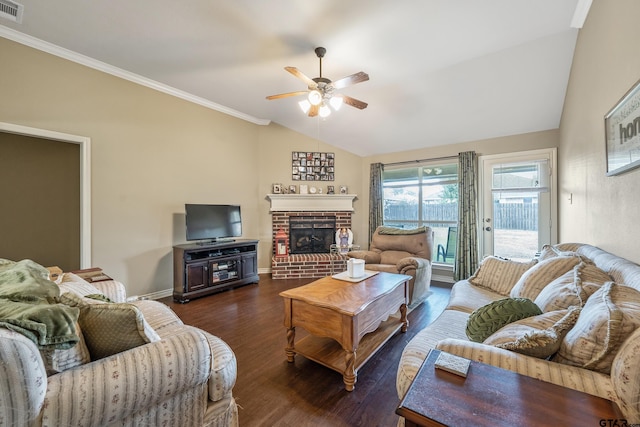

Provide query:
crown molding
left=0, top=25, right=271, bottom=126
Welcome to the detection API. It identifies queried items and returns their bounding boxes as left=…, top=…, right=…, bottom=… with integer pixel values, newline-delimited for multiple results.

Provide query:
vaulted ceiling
left=0, top=0, right=590, bottom=156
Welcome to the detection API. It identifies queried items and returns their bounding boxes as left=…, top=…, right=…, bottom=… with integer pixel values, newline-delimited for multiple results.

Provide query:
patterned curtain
left=455, top=151, right=479, bottom=281
left=369, top=163, right=384, bottom=244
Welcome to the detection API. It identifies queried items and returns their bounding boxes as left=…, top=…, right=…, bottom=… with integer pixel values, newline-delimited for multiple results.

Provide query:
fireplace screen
left=289, top=217, right=336, bottom=254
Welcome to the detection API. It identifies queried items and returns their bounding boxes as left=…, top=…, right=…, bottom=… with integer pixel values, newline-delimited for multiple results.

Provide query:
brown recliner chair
left=347, top=226, right=434, bottom=308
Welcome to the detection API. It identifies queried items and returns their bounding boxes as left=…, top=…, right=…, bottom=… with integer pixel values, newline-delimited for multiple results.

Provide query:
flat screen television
left=185, top=204, right=242, bottom=242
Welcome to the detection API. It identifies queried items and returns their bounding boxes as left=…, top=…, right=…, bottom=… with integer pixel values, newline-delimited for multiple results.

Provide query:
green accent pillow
left=466, top=298, right=542, bottom=342
left=377, top=226, right=427, bottom=235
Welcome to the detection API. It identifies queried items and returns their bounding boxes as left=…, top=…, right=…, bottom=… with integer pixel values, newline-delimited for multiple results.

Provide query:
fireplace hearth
left=269, top=201, right=354, bottom=279
left=289, top=216, right=336, bottom=254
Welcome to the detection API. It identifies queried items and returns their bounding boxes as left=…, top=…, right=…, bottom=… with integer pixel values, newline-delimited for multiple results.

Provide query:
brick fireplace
left=267, top=194, right=356, bottom=279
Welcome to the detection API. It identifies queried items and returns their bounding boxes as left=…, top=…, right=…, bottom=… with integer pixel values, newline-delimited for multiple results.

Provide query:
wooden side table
left=396, top=349, right=626, bottom=427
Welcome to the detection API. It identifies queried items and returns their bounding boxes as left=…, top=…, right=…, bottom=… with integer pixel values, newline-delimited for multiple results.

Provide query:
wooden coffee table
left=396, top=349, right=625, bottom=426
left=279, top=271, right=411, bottom=391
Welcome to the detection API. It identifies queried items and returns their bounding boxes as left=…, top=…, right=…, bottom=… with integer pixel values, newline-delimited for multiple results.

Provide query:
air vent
left=0, top=0, right=23, bottom=23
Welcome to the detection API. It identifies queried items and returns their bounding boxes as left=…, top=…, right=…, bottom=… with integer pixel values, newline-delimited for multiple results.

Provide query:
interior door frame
left=0, top=122, right=91, bottom=268
left=478, top=148, right=558, bottom=258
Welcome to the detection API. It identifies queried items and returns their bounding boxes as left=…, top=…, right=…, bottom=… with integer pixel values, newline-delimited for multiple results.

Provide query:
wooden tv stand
left=173, top=239, right=259, bottom=303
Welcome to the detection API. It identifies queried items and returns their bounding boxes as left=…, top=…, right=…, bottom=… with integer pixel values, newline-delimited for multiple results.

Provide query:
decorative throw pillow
left=60, top=292, right=160, bottom=360
left=40, top=322, right=91, bottom=375
left=466, top=298, right=542, bottom=342
left=468, top=256, right=538, bottom=296
left=534, top=262, right=612, bottom=312
left=553, top=282, right=640, bottom=374
left=56, top=272, right=104, bottom=297
left=537, top=244, right=581, bottom=261
left=537, top=245, right=558, bottom=261
left=484, top=307, right=581, bottom=358
left=510, top=255, right=582, bottom=301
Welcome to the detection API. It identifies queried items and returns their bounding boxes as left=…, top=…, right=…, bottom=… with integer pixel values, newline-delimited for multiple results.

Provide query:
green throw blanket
left=0, top=259, right=80, bottom=349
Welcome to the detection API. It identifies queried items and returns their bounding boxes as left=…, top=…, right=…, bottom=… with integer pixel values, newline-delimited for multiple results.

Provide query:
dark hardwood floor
left=160, top=276, right=451, bottom=427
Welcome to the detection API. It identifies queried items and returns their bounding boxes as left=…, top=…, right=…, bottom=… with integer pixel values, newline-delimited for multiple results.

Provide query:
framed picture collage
left=291, top=151, right=334, bottom=181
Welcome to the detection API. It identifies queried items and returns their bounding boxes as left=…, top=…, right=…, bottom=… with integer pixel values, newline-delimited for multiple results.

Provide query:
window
left=382, top=162, right=458, bottom=265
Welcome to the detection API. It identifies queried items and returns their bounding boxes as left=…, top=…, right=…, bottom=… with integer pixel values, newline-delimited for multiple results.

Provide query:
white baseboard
left=431, top=273, right=455, bottom=284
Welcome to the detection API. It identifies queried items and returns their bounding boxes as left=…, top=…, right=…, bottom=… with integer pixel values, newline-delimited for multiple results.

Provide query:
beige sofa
left=347, top=226, right=434, bottom=308
left=397, top=243, right=640, bottom=424
left=0, top=263, right=238, bottom=427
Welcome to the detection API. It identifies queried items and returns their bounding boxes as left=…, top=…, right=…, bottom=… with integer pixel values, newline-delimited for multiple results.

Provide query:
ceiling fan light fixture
left=319, top=103, right=331, bottom=118
left=329, top=95, right=343, bottom=111
left=308, top=90, right=322, bottom=106
left=299, top=100, right=311, bottom=114
left=267, top=47, right=369, bottom=118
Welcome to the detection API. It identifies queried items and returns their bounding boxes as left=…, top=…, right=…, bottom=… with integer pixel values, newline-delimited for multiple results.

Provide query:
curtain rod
left=384, top=155, right=458, bottom=167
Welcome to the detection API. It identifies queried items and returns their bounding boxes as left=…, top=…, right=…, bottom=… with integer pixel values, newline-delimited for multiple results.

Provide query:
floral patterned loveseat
left=0, top=261, right=238, bottom=427
left=397, top=243, right=640, bottom=425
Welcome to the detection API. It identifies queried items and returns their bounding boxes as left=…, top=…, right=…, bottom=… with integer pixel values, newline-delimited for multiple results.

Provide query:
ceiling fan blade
left=285, top=66, right=318, bottom=89
left=308, top=104, right=319, bottom=117
left=266, top=91, right=308, bottom=100
left=331, top=71, right=369, bottom=90
left=342, top=95, right=368, bottom=110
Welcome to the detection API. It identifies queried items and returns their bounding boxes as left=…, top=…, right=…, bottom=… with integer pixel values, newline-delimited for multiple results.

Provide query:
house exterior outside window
left=382, top=162, right=458, bottom=265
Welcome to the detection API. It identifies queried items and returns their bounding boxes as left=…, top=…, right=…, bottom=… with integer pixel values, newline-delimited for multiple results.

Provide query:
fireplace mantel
left=267, top=194, right=356, bottom=212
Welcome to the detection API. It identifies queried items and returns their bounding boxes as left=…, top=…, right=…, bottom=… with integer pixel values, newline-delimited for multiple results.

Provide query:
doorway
left=479, top=149, right=557, bottom=261
left=0, top=122, right=91, bottom=269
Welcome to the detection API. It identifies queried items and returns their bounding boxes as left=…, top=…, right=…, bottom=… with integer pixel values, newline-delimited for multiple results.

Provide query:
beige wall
left=0, top=37, right=259, bottom=296
left=0, top=37, right=363, bottom=296
left=256, top=123, right=363, bottom=262
left=558, top=0, right=640, bottom=264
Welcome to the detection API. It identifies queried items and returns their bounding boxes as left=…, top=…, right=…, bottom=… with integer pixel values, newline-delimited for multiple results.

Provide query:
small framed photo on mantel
left=339, top=185, right=348, bottom=194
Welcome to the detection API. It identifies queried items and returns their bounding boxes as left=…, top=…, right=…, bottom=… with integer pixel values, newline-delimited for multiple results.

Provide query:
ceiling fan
left=266, top=47, right=369, bottom=118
